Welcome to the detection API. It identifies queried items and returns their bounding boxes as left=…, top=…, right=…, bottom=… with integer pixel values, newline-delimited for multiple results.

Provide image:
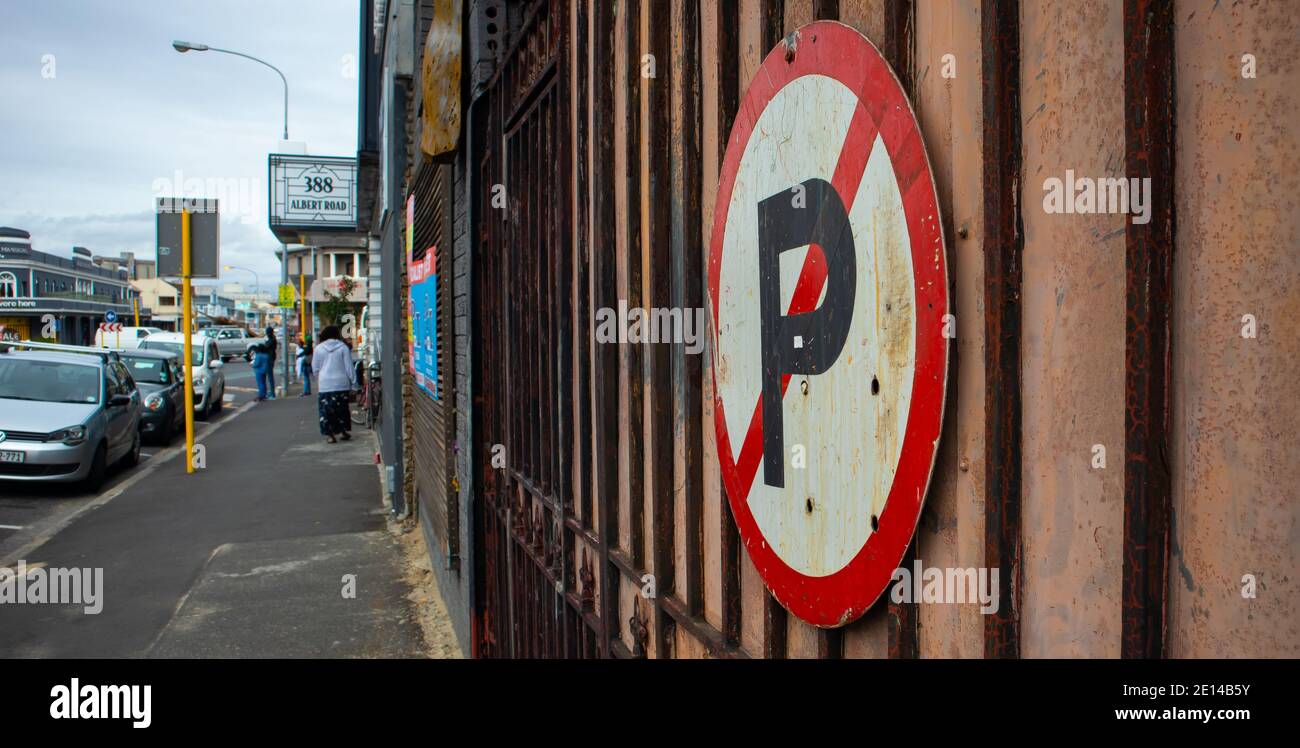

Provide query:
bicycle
left=350, top=361, right=382, bottom=429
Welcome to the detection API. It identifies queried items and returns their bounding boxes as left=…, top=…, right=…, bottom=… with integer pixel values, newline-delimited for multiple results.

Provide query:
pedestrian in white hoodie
left=311, top=325, right=357, bottom=443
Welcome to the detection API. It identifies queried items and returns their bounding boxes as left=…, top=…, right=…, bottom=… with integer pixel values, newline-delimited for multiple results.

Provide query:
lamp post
left=223, top=264, right=260, bottom=329
left=172, top=41, right=289, bottom=140
left=174, top=40, right=292, bottom=395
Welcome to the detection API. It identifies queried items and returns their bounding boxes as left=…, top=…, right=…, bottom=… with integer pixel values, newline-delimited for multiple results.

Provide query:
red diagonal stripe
left=732, top=102, right=878, bottom=499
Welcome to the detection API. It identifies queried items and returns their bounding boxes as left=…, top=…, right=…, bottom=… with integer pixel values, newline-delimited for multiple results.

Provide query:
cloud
left=0, top=0, right=359, bottom=286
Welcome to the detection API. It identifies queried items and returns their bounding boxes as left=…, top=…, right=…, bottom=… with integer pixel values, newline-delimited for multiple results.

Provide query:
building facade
left=93, top=251, right=157, bottom=280
left=0, top=227, right=148, bottom=344
left=130, top=277, right=181, bottom=331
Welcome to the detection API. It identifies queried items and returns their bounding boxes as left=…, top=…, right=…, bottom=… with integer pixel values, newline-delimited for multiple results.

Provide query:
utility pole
left=280, top=244, right=290, bottom=396
left=182, top=209, right=196, bottom=473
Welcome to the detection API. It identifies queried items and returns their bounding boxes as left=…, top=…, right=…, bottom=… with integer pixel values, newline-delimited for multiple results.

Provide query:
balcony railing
left=41, top=290, right=133, bottom=305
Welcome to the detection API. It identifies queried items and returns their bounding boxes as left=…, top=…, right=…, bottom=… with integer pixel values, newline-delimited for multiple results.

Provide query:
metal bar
left=981, top=0, right=1023, bottom=659
left=884, top=0, right=913, bottom=86
left=883, top=0, right=919, bottom=661
left=818, top=628, right=844, bottom=659
left=813, top=0, right=838, bottom=21
left=758, top=0, right=786, bottom=658
left=672, top=0, right=705, bottom=618
left=625, top=0, right=647, bottom=570
left=716, top=0, right=742, bottom=650
left=761, top=0, right=784, bottom=51
left=182, top=209, right=195, bottom=474
left=1121, top=0, right=1175, bottom=660
left=763, top=596, right=788, bottom=659
left=592, top=0, right=621, bottom=658
left=574, top=0, right=594, bottom=531
left=553, top=0, right=576, bottom=660
left=646, top=0, right=675, bottom=658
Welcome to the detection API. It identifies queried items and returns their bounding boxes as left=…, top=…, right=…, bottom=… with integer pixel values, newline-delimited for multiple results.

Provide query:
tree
left=319, top=275, right=358, bottom=328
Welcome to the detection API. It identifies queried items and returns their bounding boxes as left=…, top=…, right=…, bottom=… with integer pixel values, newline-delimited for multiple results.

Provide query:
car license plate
left=0, top=450, right=25, bottom=464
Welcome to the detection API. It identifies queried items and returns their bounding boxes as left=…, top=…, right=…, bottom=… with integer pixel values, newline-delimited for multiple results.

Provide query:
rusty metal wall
left=1168, top=0, right=1299, bottom=657
left=467, top=0, right=1299, bottom=658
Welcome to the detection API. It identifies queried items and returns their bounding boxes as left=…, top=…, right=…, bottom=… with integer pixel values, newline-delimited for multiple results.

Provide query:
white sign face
left=268, top=154, right=358, bottom=230
left=710, top=21, right=949, bottom=628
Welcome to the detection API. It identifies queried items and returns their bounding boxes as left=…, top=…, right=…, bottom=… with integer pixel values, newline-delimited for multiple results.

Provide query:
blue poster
left=409, top=251, right=438, bottom=399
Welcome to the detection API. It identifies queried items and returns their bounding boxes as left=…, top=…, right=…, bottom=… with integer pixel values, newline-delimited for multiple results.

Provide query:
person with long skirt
left=311, top=325, right=356, bottom=443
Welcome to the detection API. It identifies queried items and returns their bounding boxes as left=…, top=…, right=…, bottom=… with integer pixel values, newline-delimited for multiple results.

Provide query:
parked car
left=203, top=326, right=266, bottom=362
left=0, top=343, right=142, bottom=490
left=139, top=333, right=226, bottom=419
left=115, top=348, right=185, bottom=444
left=93, top=325, right=162, bottom=350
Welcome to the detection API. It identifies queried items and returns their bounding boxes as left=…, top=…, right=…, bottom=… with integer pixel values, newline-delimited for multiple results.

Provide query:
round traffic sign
left=104, top=310, right=118, bottom=324
left=709, top=21, right=949, bottom=627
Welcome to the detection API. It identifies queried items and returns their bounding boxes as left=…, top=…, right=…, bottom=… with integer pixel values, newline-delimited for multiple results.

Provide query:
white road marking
left=0, top=524, right=24, bottom=530
left=0, top=561, right=47, bottom=590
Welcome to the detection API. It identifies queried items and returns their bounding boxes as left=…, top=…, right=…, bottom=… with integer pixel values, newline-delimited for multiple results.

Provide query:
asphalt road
left=0, top=379, right=416, bottom=658
left=0, top=359, right=287, bottom=549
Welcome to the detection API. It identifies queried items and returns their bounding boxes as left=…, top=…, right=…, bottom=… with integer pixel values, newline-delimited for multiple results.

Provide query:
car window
left=122, top=356, right=169, bottom=384
left=104, top=364, right=124, bottom=398
left=207, top=342, right=219, bottom=362
left=0, top=359, right=100, bottom=404
left=113, top=361, right=136, bottom=392
left=137, top=329, right=150, bottom=338
left=140, top=340, right=204, bottom=366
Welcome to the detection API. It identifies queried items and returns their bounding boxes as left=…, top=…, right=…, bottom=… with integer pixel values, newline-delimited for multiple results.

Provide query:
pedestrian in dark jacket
left=252, top=326, right=278, bottom=401
left=296, top=336, right=313, bottom=396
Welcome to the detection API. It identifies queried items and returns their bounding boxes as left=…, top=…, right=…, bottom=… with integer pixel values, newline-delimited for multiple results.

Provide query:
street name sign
left=709, top=21, right=950, bottom=627
left=268, top=154, right=358, bottom=231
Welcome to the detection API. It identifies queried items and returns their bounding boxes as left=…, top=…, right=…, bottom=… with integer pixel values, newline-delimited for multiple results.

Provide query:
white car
left=93, top=326, right=162, bottom=350
left=138, top=332, right=226, bottom=419
left=203, top=326, right=266, bottom=362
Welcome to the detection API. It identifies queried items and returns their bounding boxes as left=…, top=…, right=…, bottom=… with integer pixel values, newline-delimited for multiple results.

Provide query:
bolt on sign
left=709, top=21, right=949, bottom=627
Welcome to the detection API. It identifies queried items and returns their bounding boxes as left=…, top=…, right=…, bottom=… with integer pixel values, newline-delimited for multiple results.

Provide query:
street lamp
left=222, top=266, right=260, bottom=295
left=176, top=40, right=294, bottom=394
left=171, top=41, right=289, bottom=140
left=223, top=265, right=263, bottom=330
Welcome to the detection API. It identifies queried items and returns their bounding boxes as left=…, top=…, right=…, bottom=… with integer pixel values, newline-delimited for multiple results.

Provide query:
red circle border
left=708, top=21, right=950, bottom=628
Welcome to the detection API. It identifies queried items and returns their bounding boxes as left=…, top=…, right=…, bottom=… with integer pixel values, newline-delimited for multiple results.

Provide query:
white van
left=94, top=326, right=162, bottom=350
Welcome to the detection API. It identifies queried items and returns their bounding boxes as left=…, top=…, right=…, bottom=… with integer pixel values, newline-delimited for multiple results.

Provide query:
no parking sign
left=709, top=21, right=949, bottom=627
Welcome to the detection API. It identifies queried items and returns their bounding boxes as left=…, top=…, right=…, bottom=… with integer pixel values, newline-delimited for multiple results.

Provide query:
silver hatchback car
left=0, top=344, right=143, bottom=490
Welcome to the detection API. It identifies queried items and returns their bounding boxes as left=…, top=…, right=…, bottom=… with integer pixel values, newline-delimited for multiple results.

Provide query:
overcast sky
left=0, top=0, right=360, bottom=290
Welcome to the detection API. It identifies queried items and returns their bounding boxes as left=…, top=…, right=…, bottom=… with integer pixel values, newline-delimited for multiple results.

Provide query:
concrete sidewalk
left=0, top=396, right=429, bottom=658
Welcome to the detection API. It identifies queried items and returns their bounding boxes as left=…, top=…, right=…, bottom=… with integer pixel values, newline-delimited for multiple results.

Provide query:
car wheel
left=213, top=387, right=224, bottom=414
left=121, top=431, right=141, bottom=468
left=198, top=394, right=211, bottom=421
left=83, top=443, right=108, bottom=493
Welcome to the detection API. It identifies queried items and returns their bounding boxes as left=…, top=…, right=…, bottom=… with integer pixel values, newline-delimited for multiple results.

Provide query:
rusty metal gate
left=474, top=0, right=592, bottom=657
left=468, top=0, right=1299, bottom=658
